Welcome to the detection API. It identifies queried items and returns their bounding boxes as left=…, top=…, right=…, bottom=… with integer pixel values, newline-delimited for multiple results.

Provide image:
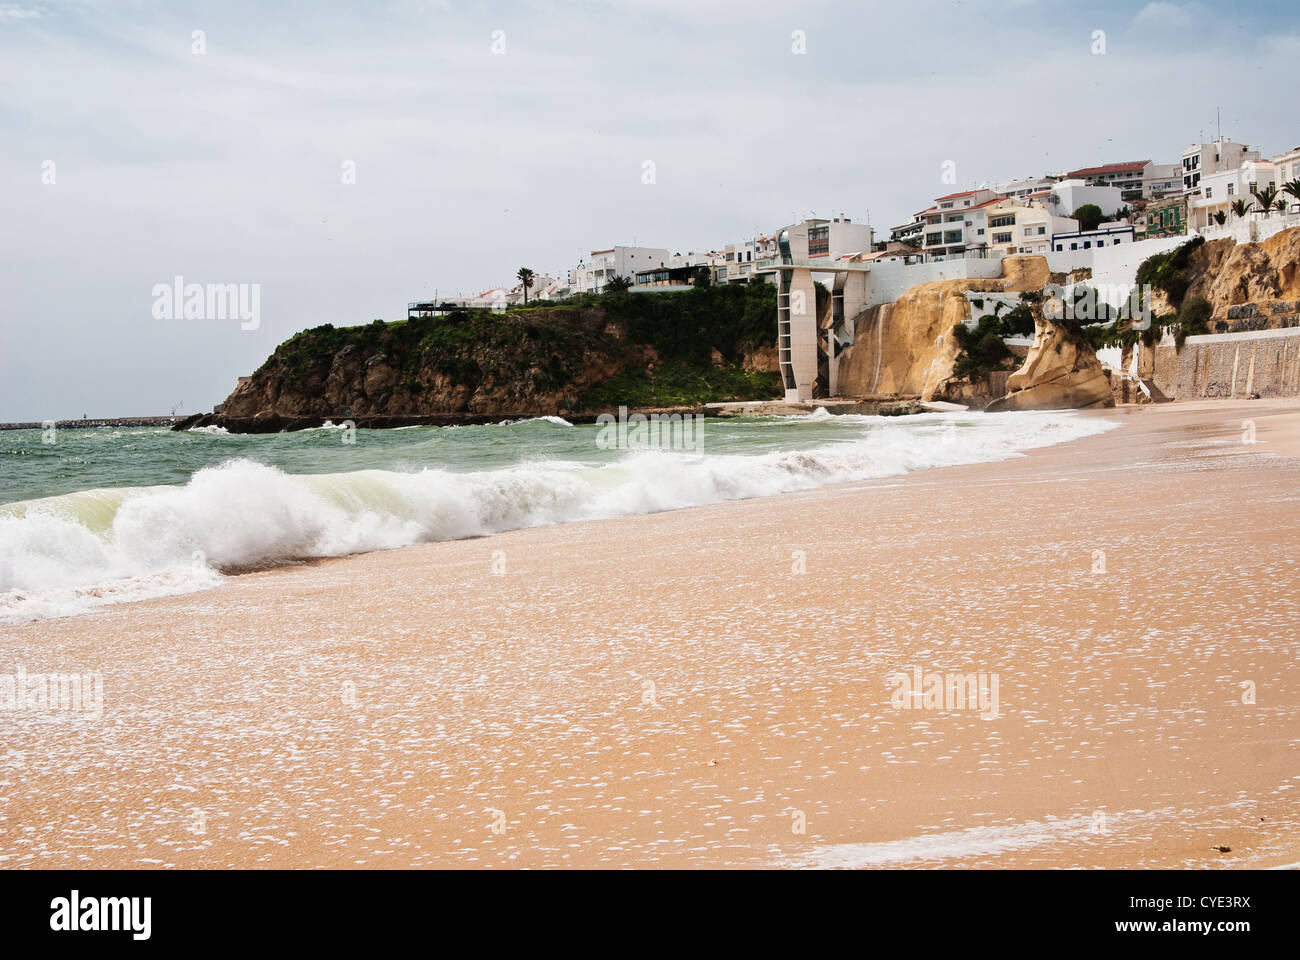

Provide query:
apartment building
left=1275, top=146, right=1300, bottom=211
left=918, top=189, right=1000, bottom=259
left=1142, top=163, right=1183, bottom=199
left=1066, top=161, right=1150, bottom=201
left=986, top=200, right=1078, bottom=256
left=1180, top=138, right=1261, bottom=193
left=1187, top=159, right=1278, bottom=230
left=993, top=176, right=1060, bottom=200
left=569, top=245, right=670, bottom=293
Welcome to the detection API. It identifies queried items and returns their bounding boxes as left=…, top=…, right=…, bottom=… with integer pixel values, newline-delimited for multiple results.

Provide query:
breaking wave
left=0, top=410, right=1114, bottom=622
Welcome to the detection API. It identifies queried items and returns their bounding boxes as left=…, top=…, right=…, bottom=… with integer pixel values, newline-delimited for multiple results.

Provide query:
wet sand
left=2, top=399, right=1299, bottom=869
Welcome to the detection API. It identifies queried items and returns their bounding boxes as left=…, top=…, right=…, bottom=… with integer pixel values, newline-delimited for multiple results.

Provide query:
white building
left=994, top=175, right=1060, bottom=200
left=569, top=245, right=670, bottom=293
left=1274, top=146, right=1300, bottom=210
left=1047, top=179, right=1127, bottom=218
left=717, top=235, right=781, bottom=285
left=1188, top=159, right=1278, bottom=230
left=1050, top=221, right=1136, bottom=252
left=1142, top=163, right=1183, bottom=199
left=1180, top=138, right=1261, bottom=194
left=982, top=199, right=1078, bottom=256
left=1066, top=160, right=1150, bottom=200
left=918, top=189, right=1001, bottom=259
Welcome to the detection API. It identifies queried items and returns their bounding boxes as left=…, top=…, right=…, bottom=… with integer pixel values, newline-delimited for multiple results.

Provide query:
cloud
left=0, top=5, right=41, bottom=21
left=1133, top=2, right=1205, bottom=29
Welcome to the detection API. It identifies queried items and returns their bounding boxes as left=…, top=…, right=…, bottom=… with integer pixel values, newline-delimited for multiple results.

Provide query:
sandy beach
left=2, top=399, right=1299, bottom=869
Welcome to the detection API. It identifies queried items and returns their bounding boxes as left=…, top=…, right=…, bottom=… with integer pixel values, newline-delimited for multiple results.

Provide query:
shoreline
left=2, top=398, right=1299, bottom=868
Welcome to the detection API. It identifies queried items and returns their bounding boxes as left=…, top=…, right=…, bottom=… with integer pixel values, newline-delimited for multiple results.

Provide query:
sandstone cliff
left=835, top=256, right=1051, bottom=404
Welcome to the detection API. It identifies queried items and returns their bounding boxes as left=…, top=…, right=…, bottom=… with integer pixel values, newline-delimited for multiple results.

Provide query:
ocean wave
left=0, top=411, right=1115, bottom=623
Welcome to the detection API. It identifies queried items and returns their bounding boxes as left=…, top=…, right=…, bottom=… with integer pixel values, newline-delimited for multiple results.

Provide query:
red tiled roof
left=1067, top=160, right=1149, bottom=178
left=933, top=189, right=984, bottom=201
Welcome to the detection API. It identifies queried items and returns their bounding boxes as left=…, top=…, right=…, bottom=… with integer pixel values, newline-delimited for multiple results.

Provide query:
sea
left=0, top=410, right=1115, bottom=623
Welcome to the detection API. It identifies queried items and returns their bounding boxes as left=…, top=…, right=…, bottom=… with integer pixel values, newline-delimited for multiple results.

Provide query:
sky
left=1, top=0, right=1297, bottom=420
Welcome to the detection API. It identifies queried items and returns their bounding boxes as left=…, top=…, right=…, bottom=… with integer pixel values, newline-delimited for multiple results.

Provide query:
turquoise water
left=2, top=415, right=887, bottom=505
left=0, top=412, right=1116, bottom=622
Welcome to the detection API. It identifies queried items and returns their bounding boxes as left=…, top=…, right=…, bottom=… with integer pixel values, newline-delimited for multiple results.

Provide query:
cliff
left=835, top=256, right=1051, bottom=405
left=208, top=285, right=781, bottom=428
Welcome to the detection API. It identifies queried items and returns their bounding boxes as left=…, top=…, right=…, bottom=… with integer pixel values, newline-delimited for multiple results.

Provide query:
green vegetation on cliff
left=581, top=363, right=781, bottom=408
left=244, top=283, right=779, bottom=417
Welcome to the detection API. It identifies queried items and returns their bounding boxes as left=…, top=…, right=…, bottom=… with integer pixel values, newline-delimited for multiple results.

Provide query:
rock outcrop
left=835, top=256, right=1051, bottom=404
left=211, top=285, right=784, bottom=429
left=986, top=299, right=1114, bottom=411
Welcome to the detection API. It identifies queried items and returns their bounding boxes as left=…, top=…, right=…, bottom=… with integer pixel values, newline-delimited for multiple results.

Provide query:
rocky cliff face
left=835, top=256, right=1051, bottom=404
left=1190, top=227, right=1300, bottom=315
left=222, top=308, right=651, bottom=421
left=215, top=285, right=782, bottom=427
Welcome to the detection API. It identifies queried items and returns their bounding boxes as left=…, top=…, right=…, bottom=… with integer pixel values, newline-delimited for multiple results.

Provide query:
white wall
left=863, top=258, right=1005, bottom=308
left=1051, top=180, right=1126, bottom=217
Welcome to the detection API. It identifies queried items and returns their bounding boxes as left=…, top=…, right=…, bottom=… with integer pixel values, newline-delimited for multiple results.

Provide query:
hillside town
left=410, top=135, right=1300, bottom=314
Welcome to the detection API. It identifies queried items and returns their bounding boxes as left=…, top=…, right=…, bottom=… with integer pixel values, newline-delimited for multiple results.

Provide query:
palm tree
left=1275, top=197, right=1290, bottom=215
left=605, top=274, right=632, bottom=292
left=1213, top=211, right=1227, bottom=225
left=1252, top=185, right=1279, bottom=217
left=515, top=267, right=535, bottom=305
left=1230, top=198, right=1251, bottom=220
left=1282, top=179, right=1300, bottom=213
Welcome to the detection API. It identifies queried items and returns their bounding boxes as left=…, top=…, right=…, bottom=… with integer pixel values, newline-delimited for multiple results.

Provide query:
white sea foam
left=0, top=411, right=1114, bottom=622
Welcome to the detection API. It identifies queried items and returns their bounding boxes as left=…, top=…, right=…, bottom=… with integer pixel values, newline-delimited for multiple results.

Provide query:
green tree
left=1251, top=185, right=1279, bottom=216
left=516, top=267, right=535, bottom=305
left=693, top=266, right=712, bottom=288
left=1230, top=198, right=1251, bottom=220
left=1072, top=203, right=1104, bottom=232
left=605, top=274, right=632, bottom=292
left=1282, top=179, right=1300, bottom=212
left=1213, top=211, right=1227, bottom=225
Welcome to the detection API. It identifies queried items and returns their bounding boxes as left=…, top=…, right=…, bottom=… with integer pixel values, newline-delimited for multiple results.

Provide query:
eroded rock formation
left=986, top=299, right=1114, bottom=411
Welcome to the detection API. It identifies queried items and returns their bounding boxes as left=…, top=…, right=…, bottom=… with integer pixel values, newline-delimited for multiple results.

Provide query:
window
left=1204, top=186, right=1212, bottom=198
left=1227, top=183, right=1235, bottom=196
left=992, top=232, right=1012, bottom=244
left=1070, top=243, right=1078, bottom=250
left=990, top=215, right=1015, bottom=228
left=808, top=226, right=829, bottom=256
left=1097, top=240, right=1105, bottom=247
left=1083, top=241, right=1092, bottom=249
left=944, top=230, right=963, bottom=243
left=926, top=232, right=942, bottom=246
left=940, top=202, right=954, bottom=209
left=976, top=228, right=985, bottom=235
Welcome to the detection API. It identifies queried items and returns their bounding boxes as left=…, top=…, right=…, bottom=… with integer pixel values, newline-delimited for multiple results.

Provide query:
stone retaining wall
left=1173, top=328, right=1300, bottom=399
